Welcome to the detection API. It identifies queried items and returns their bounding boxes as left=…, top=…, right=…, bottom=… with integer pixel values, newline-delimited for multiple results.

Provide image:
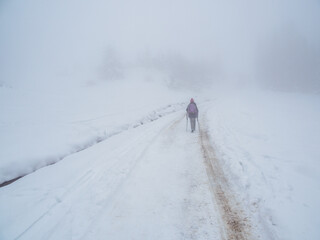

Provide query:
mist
left=0, top=0, right=319, bottom=92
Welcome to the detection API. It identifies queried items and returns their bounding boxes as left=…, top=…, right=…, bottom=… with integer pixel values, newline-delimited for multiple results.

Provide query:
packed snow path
left=0, top=108, right=253, bottom=240
left=199, top=114, right=253, bottom=240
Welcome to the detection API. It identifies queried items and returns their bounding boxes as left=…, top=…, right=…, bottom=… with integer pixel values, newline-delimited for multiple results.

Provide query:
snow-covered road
left=2, top=91, right=318, bottom=240
left=199, top=111, right=253, bottom=240
left=0, top=109, right=229, bottom=240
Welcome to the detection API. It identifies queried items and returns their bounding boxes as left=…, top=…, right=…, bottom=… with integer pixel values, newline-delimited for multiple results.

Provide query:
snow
left=0, top=106, right=219, bottom=240
left=0, top=79, right=188, bottom=184
left=1, top=0, right=319, bottom=238
left=0, top=81, right=320, bottom=239
left=205, top=89, right=320, bottom=240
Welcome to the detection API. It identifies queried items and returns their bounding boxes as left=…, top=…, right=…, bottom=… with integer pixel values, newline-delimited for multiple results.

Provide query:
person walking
left=186, top=98, right=199, bottom=132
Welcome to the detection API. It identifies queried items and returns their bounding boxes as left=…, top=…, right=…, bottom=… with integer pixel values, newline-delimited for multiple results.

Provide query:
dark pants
left=190, top=117, right=196, bottom=132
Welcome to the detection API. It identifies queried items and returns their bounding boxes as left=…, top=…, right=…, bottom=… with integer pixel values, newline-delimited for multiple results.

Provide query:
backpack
left=188, top=103, right=197, bottom=114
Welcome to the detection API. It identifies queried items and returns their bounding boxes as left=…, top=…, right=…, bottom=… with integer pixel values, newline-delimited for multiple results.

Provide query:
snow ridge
left=0, top=102, right=186, bottom=186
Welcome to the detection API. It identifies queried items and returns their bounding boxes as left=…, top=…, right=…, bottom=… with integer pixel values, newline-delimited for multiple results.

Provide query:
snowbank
left=0, top=79, right=189, bottom=184
left=206, top=89, right=320, bottom=240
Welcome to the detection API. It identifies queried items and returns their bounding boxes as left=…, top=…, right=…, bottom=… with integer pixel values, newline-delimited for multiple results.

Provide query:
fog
left=0, top=0, right=319, bottom=92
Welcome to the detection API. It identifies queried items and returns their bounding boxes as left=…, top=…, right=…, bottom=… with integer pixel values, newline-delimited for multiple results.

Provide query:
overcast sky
left=1, top=0, right=319, bottom=90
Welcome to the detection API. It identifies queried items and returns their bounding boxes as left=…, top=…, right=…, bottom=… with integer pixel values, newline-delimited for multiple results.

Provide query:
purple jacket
left=186, top=102, right=199, bottom=118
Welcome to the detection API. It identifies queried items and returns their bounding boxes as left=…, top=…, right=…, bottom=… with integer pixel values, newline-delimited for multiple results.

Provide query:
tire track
left=12, top=113, right=185, bottom=240
left=80, top=112, right=186, bottom=240
left=0, top=103, right=186, bottom=188
left=199, top=113, right=254, bottom=240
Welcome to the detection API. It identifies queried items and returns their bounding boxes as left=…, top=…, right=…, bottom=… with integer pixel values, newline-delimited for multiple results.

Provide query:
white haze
left=1, top=2, right=320, bottom=239
left=0, top=0, right=319, bottom=91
